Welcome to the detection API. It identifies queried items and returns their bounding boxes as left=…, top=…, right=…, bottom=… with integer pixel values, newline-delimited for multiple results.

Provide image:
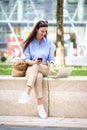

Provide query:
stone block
left=48, top=77, right=87, bottom=118
left=0, top=76, right=48, bottom=116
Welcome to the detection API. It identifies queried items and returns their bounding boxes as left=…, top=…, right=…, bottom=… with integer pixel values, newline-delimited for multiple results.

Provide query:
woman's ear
left=36, top=28, right=39, bottom=32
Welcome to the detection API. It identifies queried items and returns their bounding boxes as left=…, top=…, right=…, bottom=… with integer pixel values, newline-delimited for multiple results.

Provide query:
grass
left=0, top=62, right=12, bottom=75
left=0, top=65, right=12, bottom=75
left=0, top=62, right=87, bottom=76
left=54, top=66, right=87, bottom=76
left=70, top=66, right=87, bottom=76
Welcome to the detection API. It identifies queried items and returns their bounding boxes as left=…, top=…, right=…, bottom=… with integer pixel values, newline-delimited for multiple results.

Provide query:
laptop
left=48, top=67, right=73, bottom=79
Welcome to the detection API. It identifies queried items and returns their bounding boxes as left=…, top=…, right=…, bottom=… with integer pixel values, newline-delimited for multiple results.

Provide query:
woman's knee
left=37, top=73, right=43, bottom=79
left=32, top=64, right=39, bottom=70
left=26, top=64, right=38, bottom=77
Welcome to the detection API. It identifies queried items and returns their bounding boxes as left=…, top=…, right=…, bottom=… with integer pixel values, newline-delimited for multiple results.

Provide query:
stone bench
left=0, top=76, right=48, bottom=117
left=0, top=76, right=87, bottom=118
left=48, top=76, right=87, bottom=118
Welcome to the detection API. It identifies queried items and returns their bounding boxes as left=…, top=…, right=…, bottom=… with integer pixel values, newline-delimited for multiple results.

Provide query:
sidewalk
left=0, top=126, right=86, bottom=130
left=0, top=116, right=87, bottom=129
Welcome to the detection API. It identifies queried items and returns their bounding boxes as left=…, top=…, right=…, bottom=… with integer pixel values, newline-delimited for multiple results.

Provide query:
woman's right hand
left=26, top=59, right=42, bottom=65
left=34, top=59, right=42, bottom=65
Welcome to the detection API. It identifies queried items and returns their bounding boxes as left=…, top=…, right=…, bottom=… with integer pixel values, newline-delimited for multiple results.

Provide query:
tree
left=56, top=0, right=65, bottom=67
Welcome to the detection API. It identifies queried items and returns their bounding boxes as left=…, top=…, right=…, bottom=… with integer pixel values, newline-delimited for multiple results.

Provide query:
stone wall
left=0, top=76, right=87, bottom=118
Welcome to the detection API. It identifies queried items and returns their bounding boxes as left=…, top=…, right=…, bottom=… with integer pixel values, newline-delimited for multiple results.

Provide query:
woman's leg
left=35, top=72, right=47, bottom=118
left=18, top=64, right=39, bottom=104
left=34, top=72, right=43, bottom=100
left=26, top=64, right=39, bottom=88
left=38, top=64, right=49, bottom=76
left=34, top=64, right=49, bottom=118
left=35, top=64, right=49, bottom=104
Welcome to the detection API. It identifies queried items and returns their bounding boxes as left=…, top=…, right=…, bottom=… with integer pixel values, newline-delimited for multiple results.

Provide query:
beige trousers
left=26, top=64, right=49, bottom=98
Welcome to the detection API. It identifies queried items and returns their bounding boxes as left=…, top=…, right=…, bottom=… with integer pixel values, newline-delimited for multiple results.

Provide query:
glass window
left=67, top=0, right=79, bottom=4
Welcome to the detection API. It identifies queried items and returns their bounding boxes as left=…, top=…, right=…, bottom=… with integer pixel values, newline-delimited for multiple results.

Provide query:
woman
left=18, top=20, right=55, bottom=119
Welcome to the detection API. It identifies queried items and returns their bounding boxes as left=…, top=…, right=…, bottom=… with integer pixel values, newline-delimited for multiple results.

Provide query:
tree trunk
left=56, top=0, right=65, bottom=67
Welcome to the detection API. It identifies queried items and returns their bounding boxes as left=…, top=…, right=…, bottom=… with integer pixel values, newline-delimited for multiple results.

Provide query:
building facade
left=0, top=0, right=87, bottom=58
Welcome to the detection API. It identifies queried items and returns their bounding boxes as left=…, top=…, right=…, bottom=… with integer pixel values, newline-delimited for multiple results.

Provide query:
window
left=67, top=0, right=78, bottom=4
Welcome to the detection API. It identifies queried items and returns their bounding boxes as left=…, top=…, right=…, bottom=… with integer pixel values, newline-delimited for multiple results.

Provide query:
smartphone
left=37, top=58, right=43, bottom=61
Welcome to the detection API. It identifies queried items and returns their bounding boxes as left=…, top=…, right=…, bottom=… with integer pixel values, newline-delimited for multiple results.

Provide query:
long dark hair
left=21, top=20, right=48, bottom=52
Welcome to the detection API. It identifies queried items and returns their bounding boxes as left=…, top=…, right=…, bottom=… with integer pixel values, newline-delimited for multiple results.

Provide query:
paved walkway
left=0, top=116, right=87, bottom=129
left=0, top=126, right=86, bottom=130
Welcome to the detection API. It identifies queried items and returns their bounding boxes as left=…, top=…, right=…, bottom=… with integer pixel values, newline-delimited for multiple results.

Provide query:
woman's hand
left=26, top=59, right=42, bottom=65
left=49, top=63, right=56, bottom=74
left=49, top=69, right=56, bottom=74
left=34, top=59, right=42, bottom=65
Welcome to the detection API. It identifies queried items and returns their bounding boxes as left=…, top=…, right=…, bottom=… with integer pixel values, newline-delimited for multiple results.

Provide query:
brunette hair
left=21, top=20, right=48, bottom=52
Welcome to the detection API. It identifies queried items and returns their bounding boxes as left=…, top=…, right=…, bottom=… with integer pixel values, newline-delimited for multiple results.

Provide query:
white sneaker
left=18, top=91, right=30, bottom=104
left=38, top=105, right=47, bottom=119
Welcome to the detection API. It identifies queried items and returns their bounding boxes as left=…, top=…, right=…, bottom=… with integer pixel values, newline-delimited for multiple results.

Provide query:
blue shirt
left=24, top=37, right=55, bottom=63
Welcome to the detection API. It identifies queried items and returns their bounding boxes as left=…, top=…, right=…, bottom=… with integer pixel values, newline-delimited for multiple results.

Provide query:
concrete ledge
left=0, top=76, right=87, bottom=118
left=48, top=76, right=87, bottom=118
left=0, top=76, right=48, bottom=116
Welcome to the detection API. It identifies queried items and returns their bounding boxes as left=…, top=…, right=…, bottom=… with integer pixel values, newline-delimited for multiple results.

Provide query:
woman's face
left=36, top=27, right=48, bottom=40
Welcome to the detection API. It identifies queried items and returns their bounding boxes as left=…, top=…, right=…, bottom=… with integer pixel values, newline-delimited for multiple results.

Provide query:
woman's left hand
left=49, top=62, right=56, bottom=74
left=49, top=69, right=56, bottom=74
